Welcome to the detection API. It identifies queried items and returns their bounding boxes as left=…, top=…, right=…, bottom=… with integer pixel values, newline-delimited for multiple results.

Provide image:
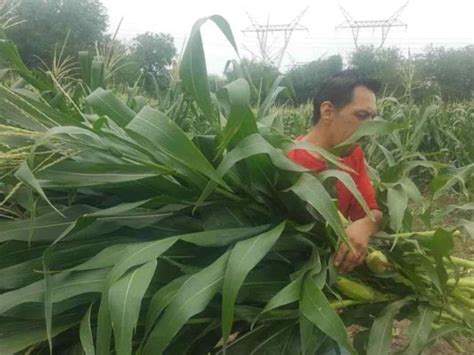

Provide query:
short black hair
left=312, top=70, right=381, bottom=124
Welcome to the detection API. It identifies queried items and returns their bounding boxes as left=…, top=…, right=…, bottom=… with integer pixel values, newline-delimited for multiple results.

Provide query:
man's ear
left=320, top=101, right=335, bottom=122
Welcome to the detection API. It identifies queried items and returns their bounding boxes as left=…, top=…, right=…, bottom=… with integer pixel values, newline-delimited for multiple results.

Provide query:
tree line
left=2, top=0, right=473, bottom=102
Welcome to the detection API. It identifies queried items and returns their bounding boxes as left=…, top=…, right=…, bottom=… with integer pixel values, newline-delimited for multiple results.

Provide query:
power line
left=241, top=7, right=309, bottom=68
left=336, top=1, right=409, bottom=49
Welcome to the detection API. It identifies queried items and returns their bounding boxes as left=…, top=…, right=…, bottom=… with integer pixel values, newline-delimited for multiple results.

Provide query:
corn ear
left=336, top=277, right=378, bottom=302
left=366, top=250, right=390, bottom=273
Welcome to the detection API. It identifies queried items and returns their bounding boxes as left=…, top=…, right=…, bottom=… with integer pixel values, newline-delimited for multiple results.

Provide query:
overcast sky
left=101, top=0, right=474, bottom=74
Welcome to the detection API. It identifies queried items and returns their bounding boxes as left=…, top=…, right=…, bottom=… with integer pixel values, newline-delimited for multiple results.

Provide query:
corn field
left=0, top=15, right=473, bottom=355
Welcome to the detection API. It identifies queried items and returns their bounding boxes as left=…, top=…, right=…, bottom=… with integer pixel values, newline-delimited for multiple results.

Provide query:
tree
left=123, top=32, right=176, bottom=94
left=5, top=0, right=108, bottom=67
left=349, top=46, right=404, bottom=97
left=224, top=58, right=280, bottom=104
left=286, top=55, right=343, bottom=104
left=414, top=45, right=474, bottom=101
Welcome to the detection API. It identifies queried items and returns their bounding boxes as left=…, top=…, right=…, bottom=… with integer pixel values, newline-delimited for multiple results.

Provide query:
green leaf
left=109, top=260, right=157, bottom=355
left=79, top=51, right=93, bottom=88
left=333, top=119, right=401, bottom=152
left=181, top=225, right=271, bottom=247
left=366, top=298, right=412, bottom=355
left=143, top=252, right=230, bottom=354
left=126, top=106, right=228, bottom=188
left=300, top=314, right=326, bottom=355
left=261, top=276, right=302, bottom=315
left=400, top=305, right=435, bottom=355
left=289, top=174, right=349, bottom=245
left=14, top=161, right=64, bottom=217
left=425, top=324, right=463, bottom=347
left=0, top=39, right=50, bottom=91
left=257, top=75, right=293, bottom=121
left=71, top=226, right=268, bottom=275
left=218, top=134, right=306, bottom=174
left=106, top=238, right=177, bottom=285
left=387, top=185, right=408, bottom=232
left=319, top=170, right=374, bottom=220
left=457, top=219, right=474, bottom=238
left=288, top=141, right=356, bottom=172
left=196, top=133, right=305, bottom=206
left=0, top=85, right=69, bottom=130
left=86, top=88, right=136, bottom=127
left=299, top=274, right=354, bottom=353
left=0, top=237, right=127, bottom=290
left=398, top=177, right=423, bottom=204
left=430, top=229, right=454, bottom=290
left=180, top=15, right=238, bottom=119
left=95, top=237, right=177, bottom=354
left=144, top=275, right=191, bottom=335
left=80, top=304, right=95, bottom=355
left=222, top=222, right=285, bottom=341
left=432, top=163, right=474, bottom=200
left=0, top=314, right=80, bottom=354
left=36, top=161, right=168, bottom=187
left=0, top=268, right=108, bottom=314
left=91, top=58, right=105, bottom=91
left=217, top=321, right=299, bottom=355
left=217, top=79, right=258, bottom=153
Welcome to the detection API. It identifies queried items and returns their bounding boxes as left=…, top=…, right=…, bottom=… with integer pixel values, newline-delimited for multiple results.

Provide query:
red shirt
left=288, top=142, right=378, bottom=221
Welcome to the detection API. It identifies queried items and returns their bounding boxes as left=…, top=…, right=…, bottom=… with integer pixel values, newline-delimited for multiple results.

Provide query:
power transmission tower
left=336, top=1, right=409, bottom=49
left=242, top=8, right=308, bottom=68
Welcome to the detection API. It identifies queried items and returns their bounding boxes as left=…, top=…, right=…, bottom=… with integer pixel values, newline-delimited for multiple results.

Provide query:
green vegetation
left=0, top=8, right=473, bottom=355
left=4, top=0, right=109, bottom=67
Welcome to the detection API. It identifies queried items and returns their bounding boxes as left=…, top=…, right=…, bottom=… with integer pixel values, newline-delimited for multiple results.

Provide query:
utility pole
left=242, top=7, right=308, bottom=68
left=336, top=2, right=409, bottom=49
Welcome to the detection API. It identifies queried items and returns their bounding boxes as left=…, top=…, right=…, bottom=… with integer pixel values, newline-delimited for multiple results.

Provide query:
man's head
left=311, top=70, right=380, bottom=147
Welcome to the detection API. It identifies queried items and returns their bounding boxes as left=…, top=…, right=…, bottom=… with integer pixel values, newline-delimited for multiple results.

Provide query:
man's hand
left=334, top=210, right=383, bottom=273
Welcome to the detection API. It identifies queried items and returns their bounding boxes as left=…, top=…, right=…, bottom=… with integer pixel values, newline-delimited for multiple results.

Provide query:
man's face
left=328, top=86, right=377, bottom=147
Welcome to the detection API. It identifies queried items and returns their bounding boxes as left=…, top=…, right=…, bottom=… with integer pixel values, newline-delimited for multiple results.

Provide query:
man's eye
left=357, top=114, right=369, bottom=120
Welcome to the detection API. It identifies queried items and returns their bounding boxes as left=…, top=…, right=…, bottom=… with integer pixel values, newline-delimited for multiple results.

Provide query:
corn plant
left=0, top=16, right=473, bottom=355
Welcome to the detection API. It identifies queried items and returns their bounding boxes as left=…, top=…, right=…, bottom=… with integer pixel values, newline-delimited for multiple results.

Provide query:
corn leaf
left=143, top=252, right=230, bottom=354
left=36, top=161, right=168, bottom=188
left=14, top=161, right=63, bottom=216
left=126, top=106, right=228, bottom=189
left=0, top=314, right=80, bottom=354
left=333, top=119, right=401, bottom=154
left=366, top=298, right=412, bottom=355
left=0, top=39, right=50, bottom=91
left=144, top=274, right=191, bottom=336
left=109, top=260, right=157, bottom=355
left=400, top=305, right=435, bottom=355
left=319, top=170, right=374, bottom=220
left=222, top=222, right=285, bottom=341
left=289, top=174, right=349, bottom=245
left=0, top=268, right=108, bottom=314
left=217, top=78, right=258, bottom=153
left=299, top=274, right=354, bottom=353
left=261, top=276, right=302, bottom=315
left=80, top=304, right=95, bottom=355
left=387, top=185, right=408, bottom=232
left=300, top=314, right=326, bottom=355
left=0, top=205, right=95, bottom=242
left=86, top=88, right=135, bottom=127
left=180, top=15, right=238, bottom=119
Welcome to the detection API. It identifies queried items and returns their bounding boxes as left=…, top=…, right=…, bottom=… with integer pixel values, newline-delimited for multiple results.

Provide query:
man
left=288, top=70, right=383, bottom=273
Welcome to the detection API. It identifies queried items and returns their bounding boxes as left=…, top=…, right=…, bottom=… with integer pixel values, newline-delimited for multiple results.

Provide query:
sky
left=101, top=0, right=474, bottom=74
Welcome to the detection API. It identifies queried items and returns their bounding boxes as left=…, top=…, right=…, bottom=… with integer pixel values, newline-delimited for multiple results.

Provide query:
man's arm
left=335, top=209, right=383, bottom=273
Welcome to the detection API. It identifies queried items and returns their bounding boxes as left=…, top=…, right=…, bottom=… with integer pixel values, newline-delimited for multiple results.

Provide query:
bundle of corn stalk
left=0, top=16, right=472, bottom=355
